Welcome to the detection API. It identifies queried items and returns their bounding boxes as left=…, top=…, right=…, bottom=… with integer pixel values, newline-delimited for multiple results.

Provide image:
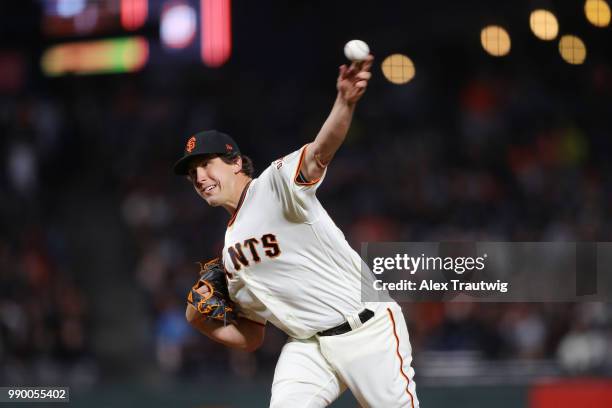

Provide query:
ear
left=233, top=156, right=243, bottom=174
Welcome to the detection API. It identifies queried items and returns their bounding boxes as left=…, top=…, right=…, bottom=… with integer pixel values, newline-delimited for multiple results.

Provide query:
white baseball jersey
left=223, top=144, right=382, bottom=339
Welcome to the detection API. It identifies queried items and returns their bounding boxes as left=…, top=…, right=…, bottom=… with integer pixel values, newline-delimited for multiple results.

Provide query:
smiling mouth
left=203, top=184, right=217, bottom=194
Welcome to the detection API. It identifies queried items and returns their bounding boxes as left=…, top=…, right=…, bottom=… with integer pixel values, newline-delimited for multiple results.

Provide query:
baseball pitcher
left=176, top=55, right=418, bottom=408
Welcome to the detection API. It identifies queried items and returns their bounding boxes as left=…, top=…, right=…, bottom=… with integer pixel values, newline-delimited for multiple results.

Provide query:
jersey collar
left=227, top=180, right=252, bottom=227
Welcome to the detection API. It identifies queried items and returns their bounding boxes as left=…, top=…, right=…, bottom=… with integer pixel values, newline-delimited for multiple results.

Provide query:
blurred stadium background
left=1, top=0, right=612, bottom=406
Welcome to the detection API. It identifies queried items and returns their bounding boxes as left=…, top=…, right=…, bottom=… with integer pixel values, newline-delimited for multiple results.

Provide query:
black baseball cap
left=173, top=130, right=240, bottom=175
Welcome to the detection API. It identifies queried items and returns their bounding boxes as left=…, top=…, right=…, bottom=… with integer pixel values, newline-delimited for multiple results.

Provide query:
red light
left=200, top=0, right=232, bottom=67
left=121, top=0, right=148, bottom=31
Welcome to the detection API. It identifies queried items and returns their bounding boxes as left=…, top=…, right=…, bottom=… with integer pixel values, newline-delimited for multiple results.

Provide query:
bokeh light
left=529, top=9, right=559, bottom=40
left=121, top=0, right=148, bottom=31
left=56, top=0, right=85, bottom=18
left=200, top=0, right=232, bottom=67
left=559, top=35, right=587, bottom=65
left=481, top=25, right=511, bottom=57
left=584, top=0, right=611, bottom=27
left=41, top=37, right=149, bottom=76
left=160, top=2, right=197, bottom=49
left=381, top=54, right=415, bottom=84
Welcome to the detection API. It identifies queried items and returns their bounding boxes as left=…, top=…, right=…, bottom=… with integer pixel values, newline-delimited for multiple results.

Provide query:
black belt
left=317, top=309, right=375, bottom=337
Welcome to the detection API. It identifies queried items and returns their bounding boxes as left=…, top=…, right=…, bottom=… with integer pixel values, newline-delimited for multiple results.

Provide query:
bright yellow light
left=381, top=54, right=415, bottom=85
left=584, top=0, right=611, bottom=27
left=559, top=35, right=587, bottom=65
left=529, top=9, right=559, bottom=40
left=481, top=25, right=511, bottom=57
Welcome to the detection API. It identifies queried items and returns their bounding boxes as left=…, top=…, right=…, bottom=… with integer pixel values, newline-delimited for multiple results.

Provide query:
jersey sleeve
left=261, top=144, right=327, bottom=222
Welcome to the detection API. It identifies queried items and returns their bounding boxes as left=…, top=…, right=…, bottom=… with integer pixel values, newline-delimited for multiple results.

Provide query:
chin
left=206, top=197, right=222, bottom=207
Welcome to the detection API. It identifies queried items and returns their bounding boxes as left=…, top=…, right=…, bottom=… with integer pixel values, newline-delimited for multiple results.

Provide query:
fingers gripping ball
left=344, top=39, right=370, bottom=62
left=187, top=258, right=237, bottom=325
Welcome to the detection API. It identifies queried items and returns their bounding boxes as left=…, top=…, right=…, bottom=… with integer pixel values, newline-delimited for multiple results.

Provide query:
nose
left=194, top=166, right=208, bottom=188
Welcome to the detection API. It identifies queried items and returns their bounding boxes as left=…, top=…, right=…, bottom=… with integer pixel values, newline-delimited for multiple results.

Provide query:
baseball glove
left=187, top=258, right=236, bottom=325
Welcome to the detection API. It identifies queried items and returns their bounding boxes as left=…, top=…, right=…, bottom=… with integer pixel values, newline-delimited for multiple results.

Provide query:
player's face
left=187, top=156, right=236, bottom=207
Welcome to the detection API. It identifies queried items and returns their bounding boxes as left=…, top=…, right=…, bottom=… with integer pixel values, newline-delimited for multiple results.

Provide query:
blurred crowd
left=3, top=31, right=612, bottom=385
left=0, top=214, right=97, bottom=385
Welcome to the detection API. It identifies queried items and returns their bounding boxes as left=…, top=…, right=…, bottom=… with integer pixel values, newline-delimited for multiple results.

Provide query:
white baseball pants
left=270, top=302, right=418, bottom=408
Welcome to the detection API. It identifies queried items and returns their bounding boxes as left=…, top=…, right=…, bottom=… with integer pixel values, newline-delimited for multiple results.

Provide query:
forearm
left=302, top=94, right=355, bottom=180
left=300, top=56, right=372, bottom=181
left=186, top=305, right=264, bottom=352
left=312, top=94, right=356, bottom=165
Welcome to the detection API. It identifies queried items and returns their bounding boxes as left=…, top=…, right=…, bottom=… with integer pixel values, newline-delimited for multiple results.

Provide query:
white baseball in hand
left=344, top=39, right=370, bottom=62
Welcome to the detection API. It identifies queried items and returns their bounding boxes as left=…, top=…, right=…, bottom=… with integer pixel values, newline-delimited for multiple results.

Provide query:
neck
left=222, top=175, right=251, bottom=215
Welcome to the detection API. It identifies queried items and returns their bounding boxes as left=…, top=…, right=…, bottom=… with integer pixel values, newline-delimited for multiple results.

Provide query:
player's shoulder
left=256, top=146, right=307, bottom=188
left=270, top=146, right=306, bottom=171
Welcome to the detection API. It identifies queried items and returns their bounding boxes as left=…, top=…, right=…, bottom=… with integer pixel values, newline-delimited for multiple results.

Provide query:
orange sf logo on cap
left=225, top=144, right=233, bottom=151
left=186, top=136, right=196, bottom=153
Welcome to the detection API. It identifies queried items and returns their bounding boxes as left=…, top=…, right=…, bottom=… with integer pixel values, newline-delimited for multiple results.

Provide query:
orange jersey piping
left=227, top=180, right=252, bottom=227
left=294, top=144, right=322, bottom=186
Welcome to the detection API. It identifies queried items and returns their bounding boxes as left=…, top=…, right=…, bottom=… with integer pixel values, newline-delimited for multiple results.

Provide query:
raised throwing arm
left=301, top=55, right=374, bottom=182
